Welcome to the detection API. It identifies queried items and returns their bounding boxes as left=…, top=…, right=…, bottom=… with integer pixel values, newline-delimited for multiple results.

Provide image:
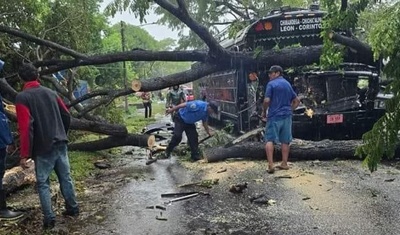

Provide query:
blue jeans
left=0, top=148, right=5, bottom=191
left=35, top=142, right=78, bottom=223
left=264, top=116, right=293, bottom=144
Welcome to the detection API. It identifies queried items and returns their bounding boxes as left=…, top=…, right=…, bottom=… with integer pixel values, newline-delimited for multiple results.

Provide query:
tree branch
left=215, top=1, right=250, bottom=19
left=0, top=25, right=87, bottom=59
left=154, top=0, right=227, bottom=56
left=37, top=50, right=208, bottom=75
left=67, top=88, right=125, bottom=108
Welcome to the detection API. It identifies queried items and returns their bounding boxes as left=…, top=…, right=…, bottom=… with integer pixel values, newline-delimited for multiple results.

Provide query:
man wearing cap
left=262, top=65, right=300, bottom=173
left=163, top=100, right=217, bottom=161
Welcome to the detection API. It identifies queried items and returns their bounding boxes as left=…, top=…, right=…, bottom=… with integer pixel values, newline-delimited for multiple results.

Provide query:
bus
left=194, top=5, right=389, bottom=140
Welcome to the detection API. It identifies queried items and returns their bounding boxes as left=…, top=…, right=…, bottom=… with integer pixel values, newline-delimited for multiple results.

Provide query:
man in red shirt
left=16, top=63, right=79, bottom=230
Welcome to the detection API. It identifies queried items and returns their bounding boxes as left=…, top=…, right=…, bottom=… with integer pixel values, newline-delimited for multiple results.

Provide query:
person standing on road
left=163, top=100, right=217, bottom=161
left=166, top=85, right=186, bottom=119
left=0, top=59, right=24, bottom=220
left=262, top=65, right=300, bottom=174
left=141, top=91, right=152, bottom=118
left=16, top=63, right=79, bottom=230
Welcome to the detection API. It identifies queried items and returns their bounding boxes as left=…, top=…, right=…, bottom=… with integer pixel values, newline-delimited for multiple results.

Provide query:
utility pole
left=120, top=21, right=128, bottom=112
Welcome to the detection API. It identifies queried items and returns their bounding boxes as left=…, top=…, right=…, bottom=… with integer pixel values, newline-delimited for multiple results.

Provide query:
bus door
left=236, top=69, right=252, bottom=133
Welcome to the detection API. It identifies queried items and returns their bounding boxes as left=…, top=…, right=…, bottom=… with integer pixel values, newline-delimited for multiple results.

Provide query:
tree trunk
left=204, top=139, right=370, bottom=162
left=2, top=161, right=36, bottom=194
left=70, top=118, right=128, bottom=136
left=68, top=134, right=155, bottom=151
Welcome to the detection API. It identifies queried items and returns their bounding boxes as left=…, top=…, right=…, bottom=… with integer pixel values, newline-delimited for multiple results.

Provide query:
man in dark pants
left=0, top=59, right=24, bottom=220
left=16, top=63, right=79, bottom=230
left=164, top=100, right=217, bottom=161
left=141, top=91, right=152, bottom=118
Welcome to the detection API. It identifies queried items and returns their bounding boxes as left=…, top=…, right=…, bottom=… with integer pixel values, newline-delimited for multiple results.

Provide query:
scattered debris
left=156, top=216, right=168, bottom=221
left=384, top=178, right=395, bottom=182
left=309, top=205, right=319, bottom=210
left=178, top=179, right=219, bottom=188
left=161, top=191, right=209, bottom=198
left=229, top=182, right=248, bottom=194
left=249, top=194, right=271, bottom=204
left=253, top=178, right=264, bottom=183
left=146, top=205, right=167, bottom=211
left=330, top=179, right=345, bottom=184
left=156, top=212, right=168, bottom=221
left=94, top=161, right=111, bottom=169
left=217, top=168, right=227, bottom=173
left=156, top=205, right=167, bottom=211
left=275, top=175, right=293, bottom=179
left=164, top=193, right=199, bottom=205
left=267, top=199, right=276, bottom=206
left=249, top=194, right=265, bottom=202
left=302, top=196, right=311, bottom=201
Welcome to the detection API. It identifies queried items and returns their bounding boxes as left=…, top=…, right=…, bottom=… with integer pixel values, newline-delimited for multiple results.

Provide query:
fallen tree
left=69, top=134, right=155, bottom=152
left=0, top=0, right=379, bottom=153
left=3, top=161, right=35, bottom=194
left=203, top=139, right=400, bottom=163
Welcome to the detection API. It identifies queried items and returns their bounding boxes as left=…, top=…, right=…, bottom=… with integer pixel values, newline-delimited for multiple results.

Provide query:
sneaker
left=145, top=158, right=157, bottom=165
left=62, top=209, right=79, bottom=217
left=276, top=165, right=290, bottom=170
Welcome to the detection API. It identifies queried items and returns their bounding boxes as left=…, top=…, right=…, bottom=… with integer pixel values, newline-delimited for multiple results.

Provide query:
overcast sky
left=100, top=0, right=180, bottom=41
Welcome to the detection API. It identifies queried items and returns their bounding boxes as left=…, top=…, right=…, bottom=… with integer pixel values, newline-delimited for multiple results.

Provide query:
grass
left=124, top=101, right=166, bottom=133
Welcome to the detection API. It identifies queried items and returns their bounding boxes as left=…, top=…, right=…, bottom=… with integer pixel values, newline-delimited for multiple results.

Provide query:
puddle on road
left=79, top=157, right=194, bottom=235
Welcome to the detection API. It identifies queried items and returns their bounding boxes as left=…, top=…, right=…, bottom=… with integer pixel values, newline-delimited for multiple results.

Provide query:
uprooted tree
left=0, top=0, right=398, bottom=173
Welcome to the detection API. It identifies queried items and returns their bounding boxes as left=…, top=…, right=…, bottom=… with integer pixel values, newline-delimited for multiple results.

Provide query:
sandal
left=276, top=165, right=290, bottom=170
left=267, top=167, right=275, bottom=174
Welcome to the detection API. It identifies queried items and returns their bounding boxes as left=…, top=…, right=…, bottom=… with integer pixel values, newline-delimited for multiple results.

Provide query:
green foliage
left=105, top=0, right=151, bottom=23
left=356, top=2, right=400, bottom=172
left=319, top=0, right=371, bottom=68
left=253, top=46, right=264, bottom=59
left=92, top=100, right=124, bottom=124
left=107, top=0, right=313, bottom=49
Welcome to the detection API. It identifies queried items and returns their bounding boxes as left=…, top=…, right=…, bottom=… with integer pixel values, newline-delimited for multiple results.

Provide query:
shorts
left=264, top=116, right=293, bottom=144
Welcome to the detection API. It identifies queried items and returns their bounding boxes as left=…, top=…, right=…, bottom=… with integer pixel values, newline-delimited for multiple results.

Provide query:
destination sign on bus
left=279, top=17, right=322, bottom=32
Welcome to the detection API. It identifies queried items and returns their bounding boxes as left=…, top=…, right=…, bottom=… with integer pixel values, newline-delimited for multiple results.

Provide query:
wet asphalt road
left=78, top=156, right=400, bottom=235
left=77, top=112, right=400, bottom=235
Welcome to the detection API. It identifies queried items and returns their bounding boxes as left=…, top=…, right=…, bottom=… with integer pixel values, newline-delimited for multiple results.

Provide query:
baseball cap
left=268, top=65, right=283, bottom=73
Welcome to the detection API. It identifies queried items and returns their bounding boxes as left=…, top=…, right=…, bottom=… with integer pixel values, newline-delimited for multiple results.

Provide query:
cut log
left=3, top=161, right=36, bottom=194
left=68, top=134, right=155, bottom=151
left=131, top=80, right=141, bottom=92
left=204, top=139, right=383, bottom=163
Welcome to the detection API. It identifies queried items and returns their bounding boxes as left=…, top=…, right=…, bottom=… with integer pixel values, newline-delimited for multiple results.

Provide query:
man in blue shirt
left=262, top=65, right=300, bottom=173
left=164, top=100, right=217, bottom=161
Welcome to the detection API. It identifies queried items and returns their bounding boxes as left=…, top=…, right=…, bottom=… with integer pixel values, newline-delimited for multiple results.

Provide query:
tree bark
left=204, top=139, right=372, bottom=163
left=2, top=161, right=36, bottom=194
left=68, top=134, right=155, bottom=152
left=70, top=118, right=128, bottom=136
left=329, top=32, right=375, bottom=65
